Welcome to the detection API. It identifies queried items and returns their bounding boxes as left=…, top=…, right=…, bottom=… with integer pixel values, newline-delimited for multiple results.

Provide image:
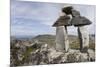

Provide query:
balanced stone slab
left=52, top=15, right=71, bottom=27
left=71, top=16, right=92, bottom=26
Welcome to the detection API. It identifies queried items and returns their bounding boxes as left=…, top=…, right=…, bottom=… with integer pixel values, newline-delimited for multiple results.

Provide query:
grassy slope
left=32, top=34, right=95, bottom=50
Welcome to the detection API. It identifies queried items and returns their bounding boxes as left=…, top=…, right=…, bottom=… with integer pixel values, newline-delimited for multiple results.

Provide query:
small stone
left=71, top=9, right=80, bottom=17
left=62, top=6, right=73, bottom=15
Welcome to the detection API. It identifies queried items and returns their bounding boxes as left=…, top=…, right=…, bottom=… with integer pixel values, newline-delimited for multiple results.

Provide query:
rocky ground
left=10, top=39, right=95, bottom=66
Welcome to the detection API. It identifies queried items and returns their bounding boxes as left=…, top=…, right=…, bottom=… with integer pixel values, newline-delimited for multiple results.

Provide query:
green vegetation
left=33, top=34, right=56, bottom=46
left=70, top=41, right=80, bottom=49
left=33, top=34, right=95, bottom=50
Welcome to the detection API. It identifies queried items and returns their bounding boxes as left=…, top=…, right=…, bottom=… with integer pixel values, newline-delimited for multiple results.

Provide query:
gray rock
left=71, top=9, right=80, bottom=17
left=78, top=26, right=89, bottom=52
left=52, top=15, right=71, bottom=27
left=47, top=48, right=95, bottom=63
left=88, top=49, right=95, bottom=61
left=55, top=26, right=69, bottom=52
left=11, top=41, right=95, bottom=66
left=62, top=6, right=73, bottom=15
left=79, top=53, right=88, bottom=62
left=71, top=16, right=92, bottom=26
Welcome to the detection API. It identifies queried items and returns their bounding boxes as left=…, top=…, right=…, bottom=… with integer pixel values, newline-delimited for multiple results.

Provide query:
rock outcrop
left=10, top=42, right=95, bottom=66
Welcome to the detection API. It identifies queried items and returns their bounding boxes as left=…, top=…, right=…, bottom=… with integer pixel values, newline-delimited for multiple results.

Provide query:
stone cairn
left=52, top=6, right=92, bottom=52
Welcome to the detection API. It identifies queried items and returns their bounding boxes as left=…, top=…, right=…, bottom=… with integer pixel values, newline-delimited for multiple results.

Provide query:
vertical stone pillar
left=64, top=26, right=69, bottom=52
left=78, top=26, right=89, bottom=52
left=56, top=26, right=69, bottom=52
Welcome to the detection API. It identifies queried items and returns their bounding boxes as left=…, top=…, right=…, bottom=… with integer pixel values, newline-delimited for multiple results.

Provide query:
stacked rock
left=52, top=7, right=72, bottom=52
left=53, top=6, right=92, bottom=52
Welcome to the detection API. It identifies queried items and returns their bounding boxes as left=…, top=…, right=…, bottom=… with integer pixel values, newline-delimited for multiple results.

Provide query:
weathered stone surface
left=48, top=48, right=95, bottom=63
left=11, top=41, right=95, bottom=66
left=64, top=26, right=70, bottom=52
left=62, top=6, right=73, bottom=15
left=71, top=9, right=80, bottom=17
left=48, top=48, right=64, bottom=63
left=71, top=16, right=92, bottom=26
left=52, top=15, right=71, bottom=27
left=62, top=6, right=80, bottom=17
left=88, top=49, right=95, bottom=61
left=55, top=26, right=69, bottom=52
left=78, top=26, right=89, bottom=52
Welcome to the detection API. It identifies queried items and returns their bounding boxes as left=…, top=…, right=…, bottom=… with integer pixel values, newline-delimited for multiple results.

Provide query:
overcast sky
left=11, top=0, right=96, bottom=36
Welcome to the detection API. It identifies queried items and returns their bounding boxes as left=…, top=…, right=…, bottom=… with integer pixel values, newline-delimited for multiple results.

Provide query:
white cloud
left=11, top=1, right=95, bottom=35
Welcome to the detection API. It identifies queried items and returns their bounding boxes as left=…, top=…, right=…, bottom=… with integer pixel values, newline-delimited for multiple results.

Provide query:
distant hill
left=10, top=34, right=95, bottom=50
left=11, top=34, right=95, bottom=42
left=32, top=34, right=56, bottom=47
left=33, top=34, right=79, bottom=39
left=32, top=34, right=95, bottom=49
left=32, top=34, right=95, bottom=42
left=10, top=35, right=35, bottom=40
left=33, top=34, right=78, bottom=42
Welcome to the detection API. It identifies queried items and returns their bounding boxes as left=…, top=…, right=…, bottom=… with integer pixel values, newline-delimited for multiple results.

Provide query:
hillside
left=32, top=34, right=95, bottom=50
